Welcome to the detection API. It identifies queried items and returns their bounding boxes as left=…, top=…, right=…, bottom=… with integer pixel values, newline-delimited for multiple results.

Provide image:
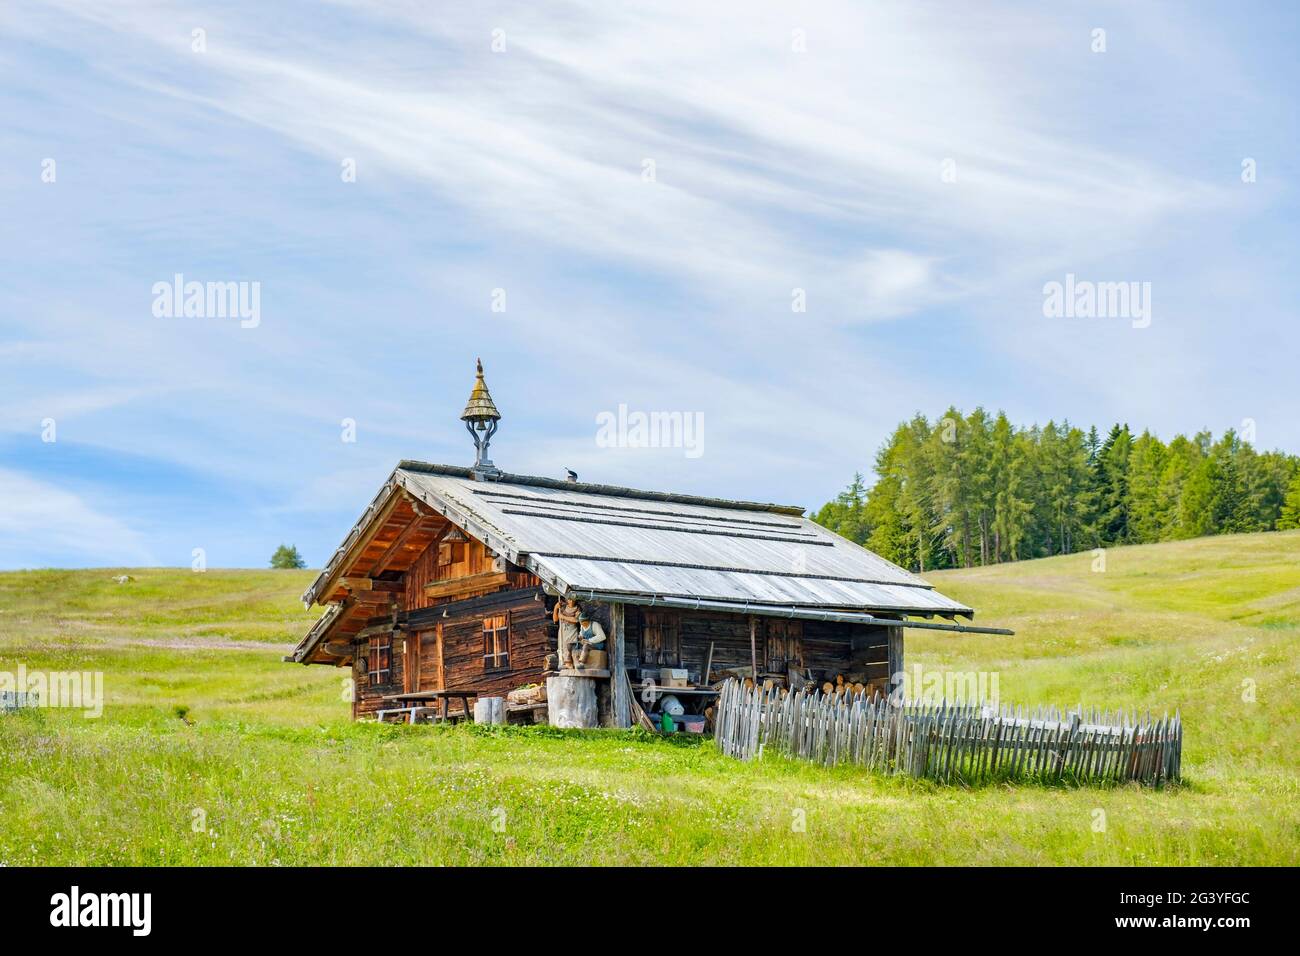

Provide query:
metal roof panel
left=394, top=468, right=972, bottom=616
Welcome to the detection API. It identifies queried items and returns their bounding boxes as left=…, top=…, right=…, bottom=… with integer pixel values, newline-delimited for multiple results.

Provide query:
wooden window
left=483, top=613, right=510, bottom=671
left=764, top=619, right=803, bottom=672
left=640, top=610, right=680, bottom=667
left=367, top=635, right=392, bottom=685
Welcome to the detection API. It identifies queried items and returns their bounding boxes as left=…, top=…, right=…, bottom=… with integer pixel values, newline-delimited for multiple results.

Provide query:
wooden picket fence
left=714, top=679, right=1181, bottom=786
left=0, top=691, right=38, bottom=713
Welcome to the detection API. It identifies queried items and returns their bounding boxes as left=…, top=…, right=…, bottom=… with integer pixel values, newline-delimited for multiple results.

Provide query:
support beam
left=349, top=590, right=400, bottom=607
left=887, top=626, right=904, bottom=698
left=309, top=485, right=406, bottom=604
left=340, top=577, right=404, bottom=594
left=610, top=604, right=630, bottom=728
left=749, top=615, right=758, bottom=679
left=371, top=514, right=445, bottom=577
left=423, top=570, right=509, bottom=601
left=435, top=622, right=445, bottom=690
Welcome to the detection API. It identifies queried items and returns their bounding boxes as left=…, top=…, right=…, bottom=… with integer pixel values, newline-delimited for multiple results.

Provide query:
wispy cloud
left=0, top=468, right=154, bottom=567
left=17, top=1, right=1223, bottom=313
left=0, top=0, right=1295, bottom=567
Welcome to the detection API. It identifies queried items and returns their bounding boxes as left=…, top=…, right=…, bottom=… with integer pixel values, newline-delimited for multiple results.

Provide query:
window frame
left=483, top=612, right=511, bottom=672
left=367, top=634, right=393, bottom=685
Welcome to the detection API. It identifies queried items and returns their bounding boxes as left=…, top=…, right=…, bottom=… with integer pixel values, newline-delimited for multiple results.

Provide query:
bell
left=459, top=358, right=502, bottom=475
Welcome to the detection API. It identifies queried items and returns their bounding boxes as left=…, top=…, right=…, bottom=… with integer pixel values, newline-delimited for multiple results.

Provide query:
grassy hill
left=1, top=533, right=1297, bottom=865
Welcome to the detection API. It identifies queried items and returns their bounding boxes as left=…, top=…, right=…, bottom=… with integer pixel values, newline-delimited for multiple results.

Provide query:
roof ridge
left=395, top=460, right=805, bottom=516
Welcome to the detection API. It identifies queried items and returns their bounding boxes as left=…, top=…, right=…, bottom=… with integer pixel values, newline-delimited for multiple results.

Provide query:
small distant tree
left=270, top=544, right=306, bottom=569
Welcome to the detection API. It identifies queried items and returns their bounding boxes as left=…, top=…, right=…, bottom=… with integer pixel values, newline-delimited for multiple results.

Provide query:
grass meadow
left=2, top=532, right=1297, bottom=865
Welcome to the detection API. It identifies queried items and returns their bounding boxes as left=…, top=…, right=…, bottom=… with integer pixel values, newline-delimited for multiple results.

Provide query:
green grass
left=2, top=534, right=1299, bottom=865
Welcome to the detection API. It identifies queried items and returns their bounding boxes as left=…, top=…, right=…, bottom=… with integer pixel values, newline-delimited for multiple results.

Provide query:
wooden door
left=764, top=619, right=804, bottom=672
left=639, top=610, right=681, bottom=667
left=403, top=631, right=421, bottom=694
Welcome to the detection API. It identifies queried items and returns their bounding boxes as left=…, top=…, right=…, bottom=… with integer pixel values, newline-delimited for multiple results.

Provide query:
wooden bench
left=506, top=701, right=550, bottom=725
left=380, top=689, right=479, bottom=724
left=375, top=705, right=475, bottom=725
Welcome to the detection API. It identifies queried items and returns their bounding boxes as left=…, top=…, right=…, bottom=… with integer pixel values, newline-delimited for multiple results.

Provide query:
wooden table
left=380, top=689, right=479, bottom=724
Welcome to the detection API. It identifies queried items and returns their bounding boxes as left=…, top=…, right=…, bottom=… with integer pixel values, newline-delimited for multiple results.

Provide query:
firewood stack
left=700, top=668, right=882, bottom=733
left=507, top=683, right=547, bottom=705
left=820, top=673, right=869, bottom=697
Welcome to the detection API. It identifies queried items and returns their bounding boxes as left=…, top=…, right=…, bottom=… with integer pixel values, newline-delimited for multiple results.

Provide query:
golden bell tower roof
left=460, top=358, right=501, bottom=423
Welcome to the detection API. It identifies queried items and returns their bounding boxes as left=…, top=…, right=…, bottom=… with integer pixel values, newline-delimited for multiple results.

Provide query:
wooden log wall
left=403, top=535, right=538, bottom=611
left=352, top=590, right=551, bottom=718
left=624, top=606, right=889, bottom=683
left=439, top=593, right=550, bottom=699
left=344, top=526, right=901, bottom=719
left=352, top=630, right=403, bottom=720
left=350, top=596, right=896, bottom=720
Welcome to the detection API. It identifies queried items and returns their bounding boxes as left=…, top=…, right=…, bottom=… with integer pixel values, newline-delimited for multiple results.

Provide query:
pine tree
left=1237, top=446, right=1289, bottom=532
left=1018, top=423, right=1049, bottom=557
left=1127, top=431, right=1167, bottom=543
left=1085, top=425, right=1102, bottom=472
left=1064, top=425, right=1099, bottom=552
left=1278, top=469, right=1300, bottom=530
left=1177, top=430, right=1222, bottom=539
left=1214, top=432, right=1249, bottom=533
left=1179, top=459, right=1218, bottom=537
left=1094, top=424, right=1133, bottom=544
left=863, top=465, right=907, bottom=566
left=1155, top=434, right=1202, bottom=539
left=813, top=472, right=871, bottom=545
left=1036, top=421, right=1067, bottom=555
left=819, top=412, right=1297, bottom=568
left=898, top=416, right=938, bottom=571
left=929, top=408, right=977, bottom=567
left=962, top=408, right=995, bottom=565
left=990, top=414, right=1033, bottom=562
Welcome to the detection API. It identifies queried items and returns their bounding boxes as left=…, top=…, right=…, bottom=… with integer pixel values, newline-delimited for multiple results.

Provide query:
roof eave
left=291, top=603, right=346, bottom=664
left=562, top=590, right=1000, bottom=633
left=300, top=471, right=406, bottom=607
left=563, top=587, right=973, bottom=618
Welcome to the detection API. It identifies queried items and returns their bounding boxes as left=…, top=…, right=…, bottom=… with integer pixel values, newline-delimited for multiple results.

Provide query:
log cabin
left=286, top=360, right=1008, bottom=728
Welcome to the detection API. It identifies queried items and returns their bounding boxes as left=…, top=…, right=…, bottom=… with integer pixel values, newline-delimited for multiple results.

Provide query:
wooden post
left=435, top=622, right=445, bottom=690
left=749, top=616, right=758, bottom=681
left=547, top=675, right=598, bottom=728
left=404, top=632, right=420, bottom=694
left=610, top=603, right=631, bottom=728
left=887, top=626, right=904, bottom=700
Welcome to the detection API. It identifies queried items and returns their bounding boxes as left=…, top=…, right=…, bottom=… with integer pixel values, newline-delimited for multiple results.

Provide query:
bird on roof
left=565, top=468, right=578, bottom=482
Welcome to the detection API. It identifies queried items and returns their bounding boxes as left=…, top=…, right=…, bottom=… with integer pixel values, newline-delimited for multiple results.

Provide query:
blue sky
left=1, top=0, right=1297, bottom=570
